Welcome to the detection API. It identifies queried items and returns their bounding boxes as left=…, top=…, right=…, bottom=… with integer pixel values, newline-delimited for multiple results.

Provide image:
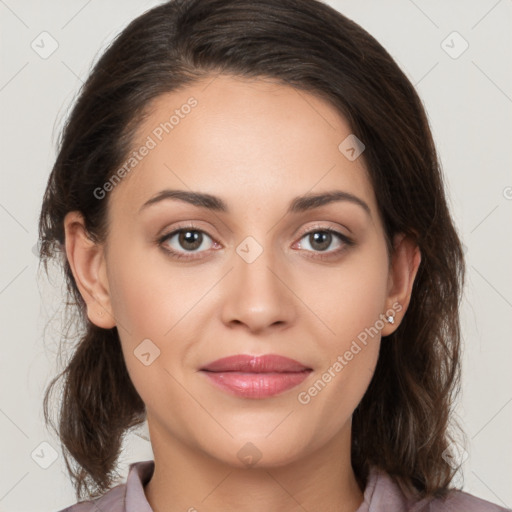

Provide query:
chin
left=204, top=435, right=310, bottom=470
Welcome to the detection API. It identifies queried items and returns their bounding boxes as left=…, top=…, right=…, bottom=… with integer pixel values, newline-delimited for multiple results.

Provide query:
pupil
left=180, top=230, right=201, bottom=250
left=311, top=231, right=331, bottom=251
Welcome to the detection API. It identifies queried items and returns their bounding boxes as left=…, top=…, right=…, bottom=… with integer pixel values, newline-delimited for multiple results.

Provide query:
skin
left=64, top=74, right=421, bottom=512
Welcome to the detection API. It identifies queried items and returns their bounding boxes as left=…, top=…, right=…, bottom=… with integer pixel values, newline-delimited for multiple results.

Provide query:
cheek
left=293, top=243, right=388, bottom=413
left=106, top=249, right=220, bottom=401
left=107, top=245, right=201, bottom=337
left=106, top=253, right=192, bottom=414
left=295, top=253, right=387, bottom=435
left=299, top=245, right=390, bottom=348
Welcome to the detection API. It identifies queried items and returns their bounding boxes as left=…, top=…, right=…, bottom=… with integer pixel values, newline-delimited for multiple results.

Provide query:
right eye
left=159, top=225, right=219, bottom=260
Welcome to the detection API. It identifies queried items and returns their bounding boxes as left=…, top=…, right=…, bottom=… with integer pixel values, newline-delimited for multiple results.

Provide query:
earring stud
left=386, top=315, right=395, bottom=324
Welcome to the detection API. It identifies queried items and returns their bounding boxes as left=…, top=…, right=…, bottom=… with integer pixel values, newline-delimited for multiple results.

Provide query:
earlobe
left=63, top=211, right=116, bottom=329
left=382, top=233, right=422, bottom=336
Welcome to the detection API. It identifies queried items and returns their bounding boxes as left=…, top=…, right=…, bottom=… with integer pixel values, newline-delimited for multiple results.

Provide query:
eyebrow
left=139, top=189, right=371, bottom=216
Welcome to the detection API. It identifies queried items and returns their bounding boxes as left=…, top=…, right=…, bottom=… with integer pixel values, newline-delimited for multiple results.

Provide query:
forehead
left=108, top=74, right=378, bottom=221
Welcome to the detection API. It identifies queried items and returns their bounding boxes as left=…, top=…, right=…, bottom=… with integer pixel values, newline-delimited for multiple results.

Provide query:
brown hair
left=39, top=0, right=466, bottom=502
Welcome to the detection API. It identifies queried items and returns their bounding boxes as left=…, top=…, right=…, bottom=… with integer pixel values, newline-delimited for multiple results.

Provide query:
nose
left=220, top=240, right=296, bottom=335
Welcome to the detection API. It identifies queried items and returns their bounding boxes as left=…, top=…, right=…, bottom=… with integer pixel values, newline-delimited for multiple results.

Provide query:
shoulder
left=362, top=466, right=511, bottom=512
left=55, top=459, right=155, bottom=512
left=55, top=482, right=126, bottom=512
left=426, top=488, right=511, bottom=512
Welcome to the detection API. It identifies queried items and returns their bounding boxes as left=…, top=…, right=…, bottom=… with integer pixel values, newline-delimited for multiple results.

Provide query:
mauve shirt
left=57, top=459, right=510, bottom=512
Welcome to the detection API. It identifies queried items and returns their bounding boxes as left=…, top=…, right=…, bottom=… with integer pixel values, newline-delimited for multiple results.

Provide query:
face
left=72, top=74, right=413, bottom=469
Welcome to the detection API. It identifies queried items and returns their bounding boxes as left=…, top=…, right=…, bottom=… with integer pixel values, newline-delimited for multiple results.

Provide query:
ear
left=381, top=232, right=421, bottom=336
left=63, top=211, right=116, bottom=329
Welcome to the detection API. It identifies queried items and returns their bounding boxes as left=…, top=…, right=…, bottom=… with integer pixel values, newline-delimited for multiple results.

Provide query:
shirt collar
left=125, top=459, right=155, bottom=512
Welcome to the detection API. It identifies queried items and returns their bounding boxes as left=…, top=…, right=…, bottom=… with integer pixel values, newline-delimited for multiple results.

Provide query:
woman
left=39, top=0, right=509, bottom=510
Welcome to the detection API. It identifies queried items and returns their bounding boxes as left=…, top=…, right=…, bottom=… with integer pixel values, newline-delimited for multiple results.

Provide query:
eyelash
left=157, top=222, right=355, bottom=262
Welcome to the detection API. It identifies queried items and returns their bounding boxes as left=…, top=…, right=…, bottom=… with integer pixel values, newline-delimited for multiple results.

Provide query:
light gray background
left=0, top=1, right=511, bottom=511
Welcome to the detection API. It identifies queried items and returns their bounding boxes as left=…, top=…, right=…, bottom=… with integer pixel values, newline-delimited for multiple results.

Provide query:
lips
left=200, top=354, right=312, bottom=373
left=200, top=354, right=312, bottom=399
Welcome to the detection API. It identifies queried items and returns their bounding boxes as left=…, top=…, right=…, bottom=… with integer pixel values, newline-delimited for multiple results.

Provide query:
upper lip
left=200, top=354, right=312, bottom=373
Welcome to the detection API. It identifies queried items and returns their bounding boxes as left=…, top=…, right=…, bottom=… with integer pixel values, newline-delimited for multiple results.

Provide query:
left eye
left=296, top=228, right=352, bottom=254
left=160, top=228, right=215, bottom=256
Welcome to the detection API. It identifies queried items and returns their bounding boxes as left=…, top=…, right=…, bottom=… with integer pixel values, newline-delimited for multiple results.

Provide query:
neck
left=144, top=417, right=365, bottom=512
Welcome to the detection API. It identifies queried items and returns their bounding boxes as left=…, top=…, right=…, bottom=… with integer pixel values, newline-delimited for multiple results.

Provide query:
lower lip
left=201, top=370, right=312, bottom=399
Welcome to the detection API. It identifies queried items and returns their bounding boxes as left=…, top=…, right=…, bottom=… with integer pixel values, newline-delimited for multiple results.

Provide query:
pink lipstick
left=200, top=354, right=312, bottom=399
